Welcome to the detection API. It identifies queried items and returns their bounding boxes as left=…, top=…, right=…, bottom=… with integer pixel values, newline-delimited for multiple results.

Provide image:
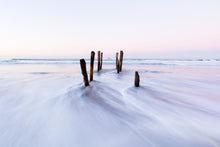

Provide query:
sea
left=0, top=58, right=220, bottom=147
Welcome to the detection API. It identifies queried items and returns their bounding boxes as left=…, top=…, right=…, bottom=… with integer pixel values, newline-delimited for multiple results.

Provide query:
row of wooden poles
left=80, top=50, right=140, bottom=87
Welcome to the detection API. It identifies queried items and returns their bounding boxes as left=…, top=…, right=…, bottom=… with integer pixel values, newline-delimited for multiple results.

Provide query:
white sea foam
left=0, top=62, right=220, bottom=147
left=1, top=58, right=220, bottom=66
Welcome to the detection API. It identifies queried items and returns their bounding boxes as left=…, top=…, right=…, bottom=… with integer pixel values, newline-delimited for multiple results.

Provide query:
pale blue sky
left=0, top=0, right=220, bottom=58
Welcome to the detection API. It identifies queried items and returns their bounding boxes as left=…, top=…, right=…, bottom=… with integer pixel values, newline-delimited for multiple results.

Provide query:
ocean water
left=0, top=58, right=220, bottom=147
left=1, top=58, right=220, bottom=66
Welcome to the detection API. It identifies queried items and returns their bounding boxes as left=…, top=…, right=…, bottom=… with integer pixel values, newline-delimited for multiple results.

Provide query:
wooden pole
left=116, top=52, right=119, bottom=69
left=80, top=59, right=89, bottom=86
left=100, top=52, right=103, bottom=70
left=117, top=62, right=120, bottom=74
left=97, top=51, right=101, bottom=72
left=135, top=71, right=140, bottom=87
left=119, top=50, right=124, bottom=72
left=90, top=51, right=95, bottom=81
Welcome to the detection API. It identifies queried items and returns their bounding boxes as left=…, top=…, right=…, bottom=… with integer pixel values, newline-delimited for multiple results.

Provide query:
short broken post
left=135, top=71, right=140, bottom=87
left=90, top=51, right=95, bottom=81
left=97, top=51, right=101, bottom=72
left=80, top=59, right=89, bottom=86
left=119, top=50, right=124, bottom=72
left=116, top=52, right=119, bottom=69
left=100, top=52, right=103, bottom=70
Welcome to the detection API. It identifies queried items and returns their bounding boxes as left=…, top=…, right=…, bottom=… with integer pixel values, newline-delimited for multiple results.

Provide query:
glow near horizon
left=0, top=0, right=220, bottom=58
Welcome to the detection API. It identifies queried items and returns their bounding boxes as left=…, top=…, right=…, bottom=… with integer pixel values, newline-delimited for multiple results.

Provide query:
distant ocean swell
left=0, top=58, right=220, bottom=66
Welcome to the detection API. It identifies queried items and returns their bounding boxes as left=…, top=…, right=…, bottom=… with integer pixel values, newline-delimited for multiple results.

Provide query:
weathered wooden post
left=116, top=52, right=119, bottom=69
left=135, top=71, right=140, bottom=87
left=101, top=52, right=103, bottom=70
left=97, top=51, right=101, bottom=72
left=90, top=51, right=95, bottom=81
left=119, top=50, right=124, bottom=72
left=80, top=59, right=89, bottom=86
left=117, top=62, right=120, bottom=74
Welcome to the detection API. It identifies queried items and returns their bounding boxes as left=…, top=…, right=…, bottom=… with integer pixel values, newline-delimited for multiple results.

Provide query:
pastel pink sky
left=0, top=0, right=220, bottom=58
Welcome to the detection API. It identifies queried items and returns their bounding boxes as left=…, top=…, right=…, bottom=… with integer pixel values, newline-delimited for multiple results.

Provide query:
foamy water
left=1, top=58, right=220, bottom=66
left=0, top=59, right=220, bottom=147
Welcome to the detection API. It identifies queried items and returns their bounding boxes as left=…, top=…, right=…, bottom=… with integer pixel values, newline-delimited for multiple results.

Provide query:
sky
left=0, top=0, right=220, bottom=58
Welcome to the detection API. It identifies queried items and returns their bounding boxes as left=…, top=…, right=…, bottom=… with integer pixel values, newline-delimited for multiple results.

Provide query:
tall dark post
left=97, top=51, right=101, bottom=72
left=117, top=62, right=120, bottom=74
left=116, top=52, right=119, bottom=69
left=100, top=52, right=103, bottom=70
left=119, top=50, right=124, bottom=72
left=135, top=71, right=140, bottom=87
left=90, top=51, right=95, bottom=81
left=80, top=59, right=89, bottom=86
